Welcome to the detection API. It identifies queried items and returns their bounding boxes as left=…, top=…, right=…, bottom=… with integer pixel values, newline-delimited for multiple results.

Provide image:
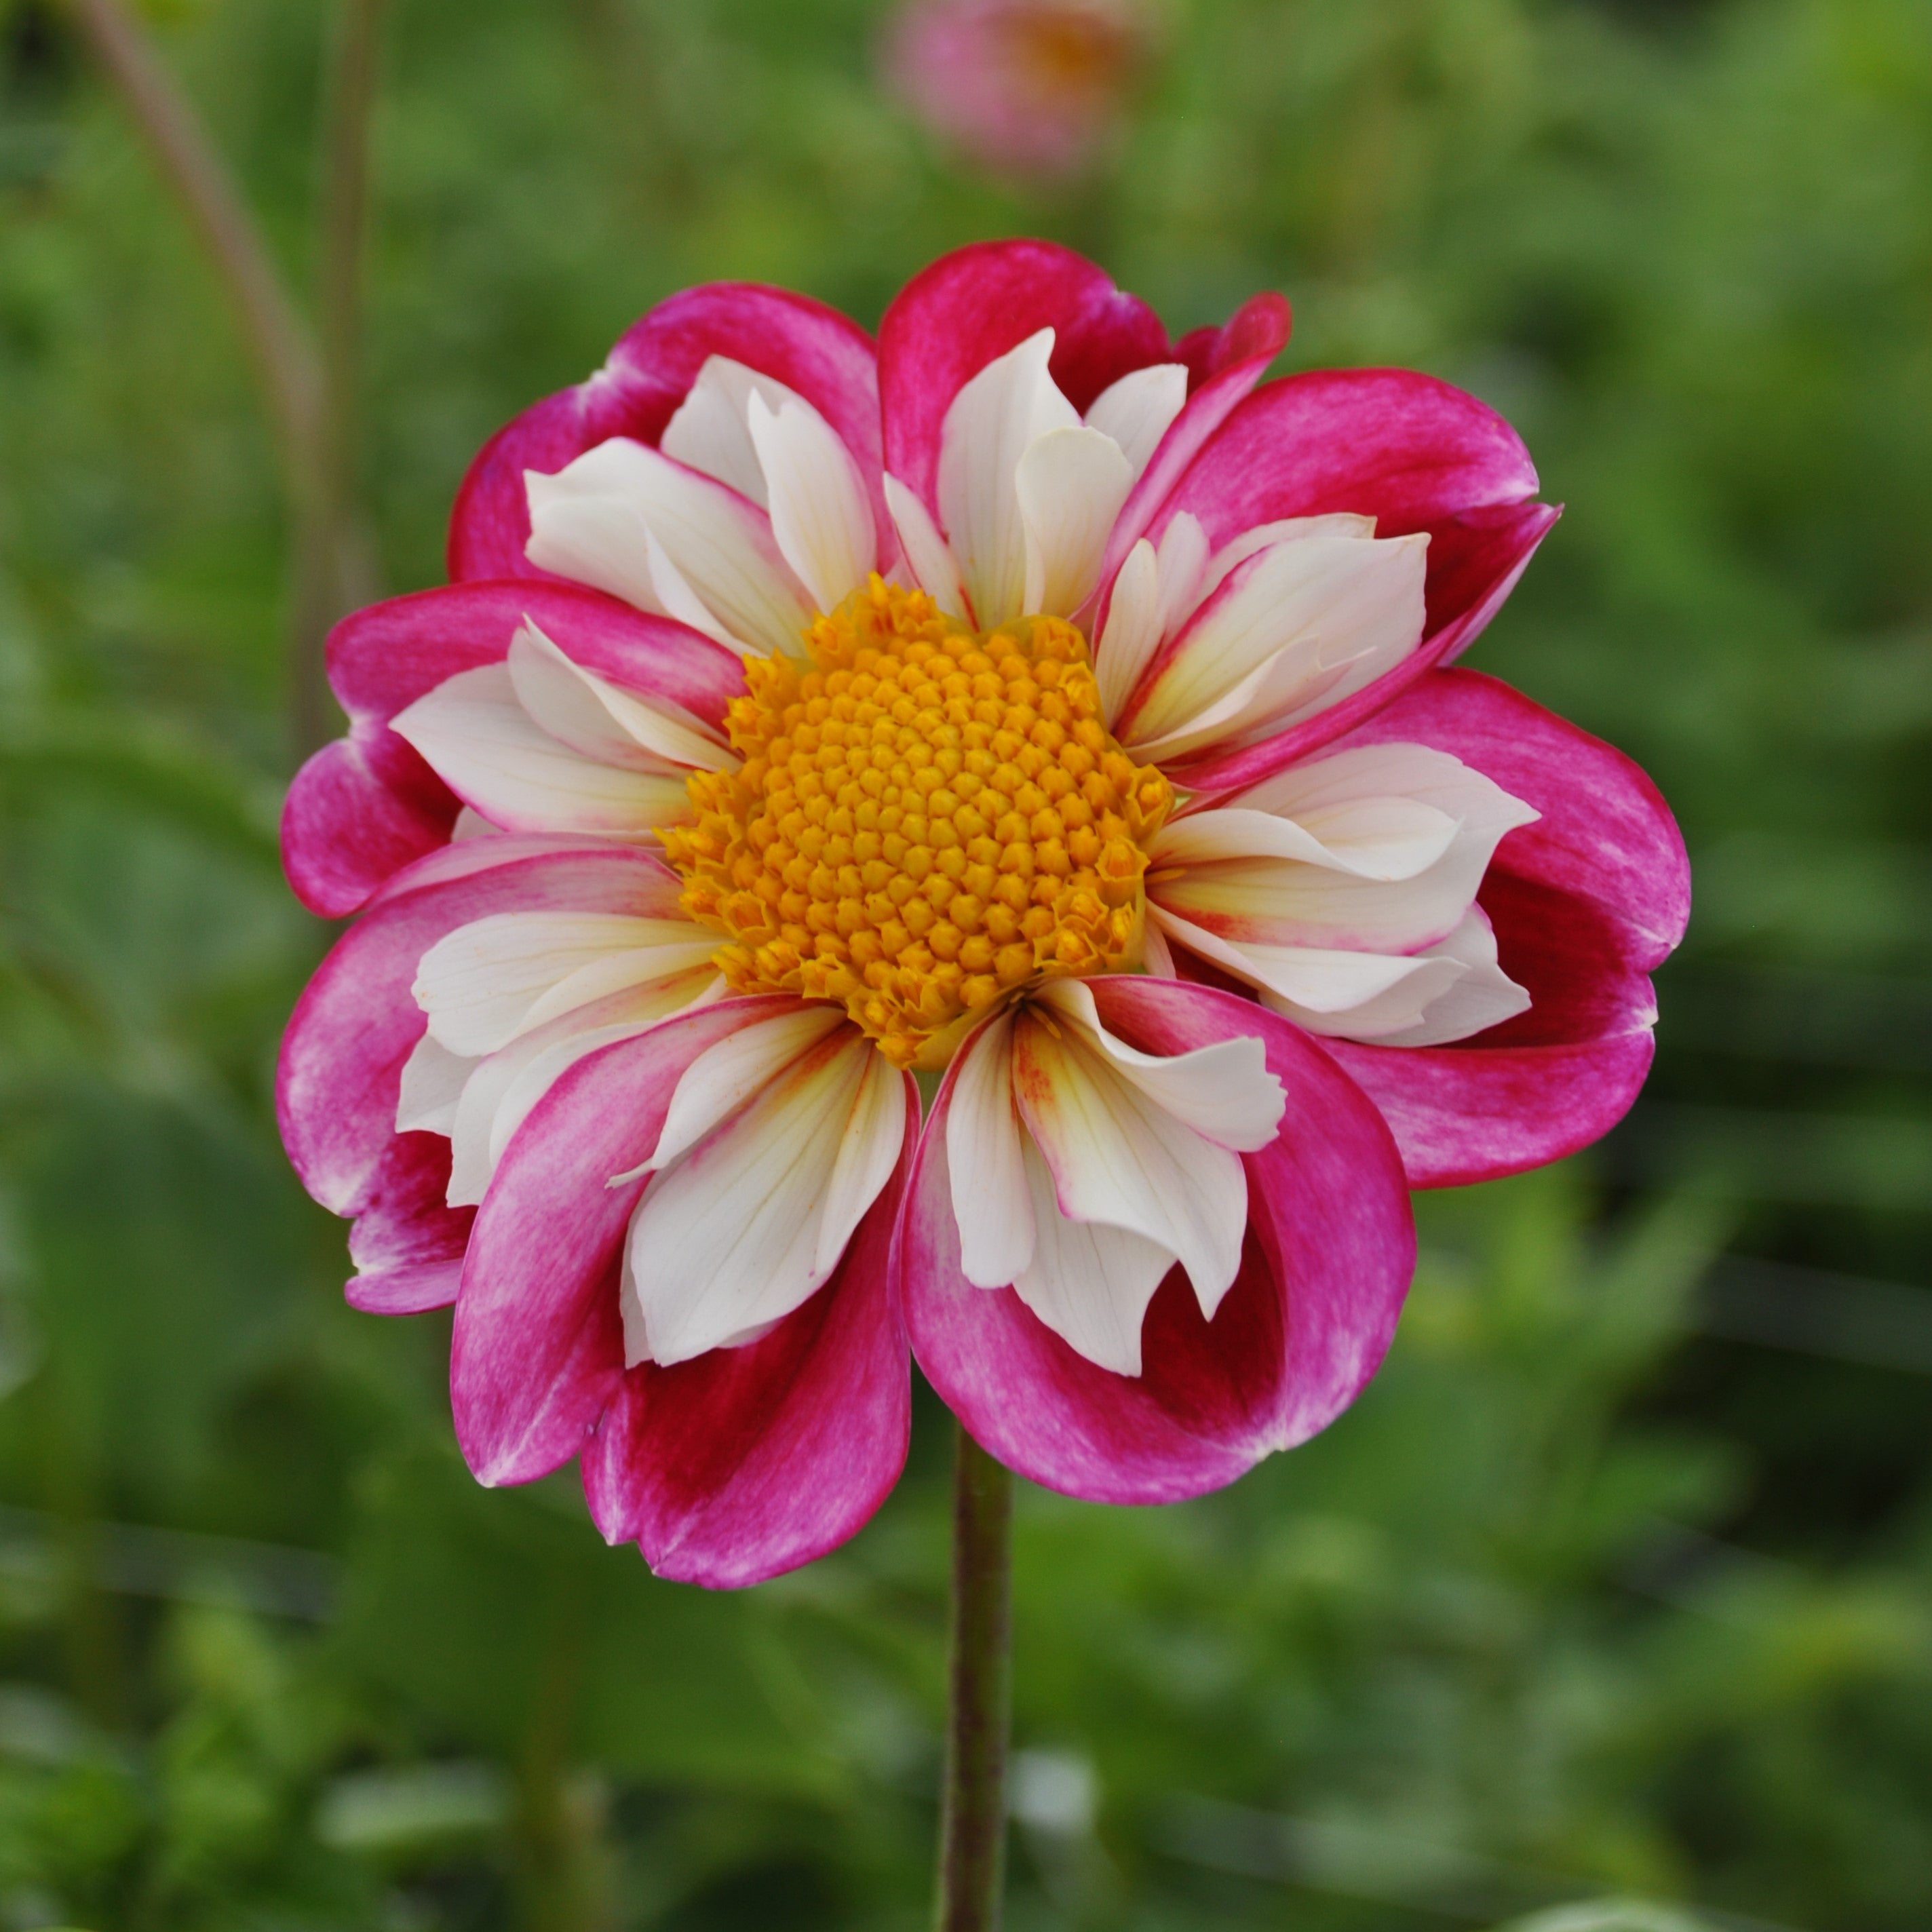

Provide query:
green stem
left=935, top=1423, right=1015, bottom=1932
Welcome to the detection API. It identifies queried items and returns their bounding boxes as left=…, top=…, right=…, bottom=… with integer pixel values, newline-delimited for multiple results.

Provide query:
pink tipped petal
left=285, top=582, right=742, bottom=915
left=1159, top=501, right=1558, bottom=798
left=450, top=998, right=800, bottom=1489
left=277, top=846, right=683, bottom=1217
left=1305, top=669, right=1689, bottom=1185
left=900, top=977, right=1413, bottom=1503
left=1333, top=669, right=1690, bottom=964
left=880, top=240, right=1170, bottom=513
left=579, top=1094, right=915, bottom=1588
left=450, top=285, right=882, bottom=583
left=342, top=1132, right=471, bottom=1314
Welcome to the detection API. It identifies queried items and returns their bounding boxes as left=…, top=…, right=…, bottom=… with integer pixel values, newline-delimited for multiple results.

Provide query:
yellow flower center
left=664, top=577, right=1174, bottom=1069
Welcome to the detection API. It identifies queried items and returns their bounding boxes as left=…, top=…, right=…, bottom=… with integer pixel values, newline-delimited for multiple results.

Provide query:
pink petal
left=343, top=1132, right=470, bottom=1314
left=1157, top=501, right=1559, bottom=798
left=283, top=581, right=741, bottom=916
left=448, top=285, right=883, bottom=583
left=579, top=1086, right=916, bottom=1587
left=1305, top=668, right=1689, bottom=1185
left=879, top=240, right=1171, bottom=514
left=277, top=845, right=682, bottom=1218
left=899, top=978, right=1413, bottom=1503
left=448, top=997, right=810, bottom=1490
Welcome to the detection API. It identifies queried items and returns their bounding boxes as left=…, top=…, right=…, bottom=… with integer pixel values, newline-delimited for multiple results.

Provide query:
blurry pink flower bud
left=884, top=0, right=1151, bottom=180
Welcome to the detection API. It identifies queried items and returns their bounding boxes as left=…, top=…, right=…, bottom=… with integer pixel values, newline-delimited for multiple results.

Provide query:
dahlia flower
left=884, top=0, right=1148, bottom=180
left=278, top=241, right=1687, bottom=1587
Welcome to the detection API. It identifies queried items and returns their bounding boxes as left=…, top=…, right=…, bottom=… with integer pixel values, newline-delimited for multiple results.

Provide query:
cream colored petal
left=1011, top=1009, right=1250, bottom=1320
left=525, top=438, right=814, bottom=656
left=1229, top=741, right=1541, bottom=851
left=813, top=1046, right=907, bottom=1279
left=1094, top=537, right=1161, bottom=729
left=935, top=329, right=1082, bottom=627
left=1125, top=530, right=1428, bottom=750
left=659, top=354, right=811, bottom=505
left=1151, top=802, right=1460, bottom=883
left=620, top=1028, right=892, bottom=1366
left=746, top=392, right=878, bottom=613
left=414, top=910, right=704, bottom=1056
left=391, top=665, right=681, bottom=838
left=445, top=978, right=714, bottom=1207
left=944, top=1013, right=1035, bottom=1290
left=1083, top=363, right=1189, bottom=478
left=1192, top=513, right=1378, bottom=612
left=1032, top=978, right=1284, bottom=1152
left=1153, top=511, right=1212, bottom=636
left=883, top=472, right=970, bottom=620
left=395, top=1031, right=473, bottom=1137
left=1010, top=1135, right=1174, bottom=1377
left=1361, top=908, right=1532, bottom=1048
left=1148, top=905, right=1467, bottom=1035
left=509, top=622, right=731, bottom=774
left=632, top=1003, right=848, bottom=1177
left=1017, top=425, right=1134, bottom=619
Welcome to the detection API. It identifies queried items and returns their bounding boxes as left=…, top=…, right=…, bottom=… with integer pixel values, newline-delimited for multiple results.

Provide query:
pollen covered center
left=663, top=577, right=1174, bottom=1068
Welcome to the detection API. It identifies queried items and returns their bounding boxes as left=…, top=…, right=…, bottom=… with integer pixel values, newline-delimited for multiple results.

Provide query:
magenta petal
left=282, top=581, right=741, bottom=916
left=1304, top=668, right=1689, bottom=1186
left=449, top=284, right=882, bottom=582
left=276, top=845, right=682, bottom=1218
left=579, top=1084, right=916, bottom=1588
left=449, top=998, right=804, bottom=1490
left=900, top=978, right=1414, bottom=1503
left=343, top=1133, right=470, bottom=1314
left=879, top=239, right=1171, bottom=513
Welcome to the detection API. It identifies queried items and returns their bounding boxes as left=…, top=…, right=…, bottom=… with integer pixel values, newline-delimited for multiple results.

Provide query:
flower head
left=885, top=0, right=1148, bottom=180
left=279, top=242, right=1688, bottom=1585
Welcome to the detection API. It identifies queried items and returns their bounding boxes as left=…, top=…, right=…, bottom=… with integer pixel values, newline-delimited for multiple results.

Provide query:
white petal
left=813, top=1047, right=907, bottom=1279
left=945, top=1013, right=1035, bottom=1290
left=395, top=1031, right=473, bottom=1136
left=1123, top=530, right=1428, bottom=752
left=1011, top=1007, right=1251, bottom=1321
left=1153, top=511, right=1212, bottom=636
left=632, top=1003, right=848, bottom=1178
left=414, top=910, right=706, bottom=1056
left=1010, top=1135, right=1175, bottom=1377
left=1016, top=425, right=1134, bottom=618
left=525, top=438, right=814, bottom=657
left=642, top=527, right=741, bottom=649
left=660, top=355, right=811, bottom=505
left=746, top=392, right=877, bottom=613
left=935, top=329, right=1081, bottom=627
left=1095, top=537, right=1162, bottom=729
left=1192, top=513, right=1378, bottom=613
left=509, top=622, right=732, bottom=773
left=883, top=473, right=970, bottom=620
left=1151, top=802, right=1460, bottom=883
left=1032, top=978, right=1285, bottom=1152
left=1147, top=906, right=1467, bottom=1037
left=621, top=1028, right=893, bottom=1366
left=1083, top=363, right=1189, bottom=478
left=391, top=665, right=686, bottom=838
left=1361, top=908, right=1532, bottom=1048
left=445, top=979, right=714, bottom=1207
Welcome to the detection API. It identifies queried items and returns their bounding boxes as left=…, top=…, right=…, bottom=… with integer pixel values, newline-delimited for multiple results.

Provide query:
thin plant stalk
left=293, top=0, right=387, bottom=758
left=61, top=0, right=322, bottom=492
left=935, top=1423, right=1016, bottom=1932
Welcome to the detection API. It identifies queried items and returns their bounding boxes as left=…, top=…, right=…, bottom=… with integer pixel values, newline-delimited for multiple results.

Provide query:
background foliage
left=1, top=0, right=1929, bottom=1925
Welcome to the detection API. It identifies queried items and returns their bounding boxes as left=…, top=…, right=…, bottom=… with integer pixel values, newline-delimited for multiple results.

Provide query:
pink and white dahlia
left=883, top=0, right=1148, bottom=181
left=278, top=242, right=1687, bottom=1586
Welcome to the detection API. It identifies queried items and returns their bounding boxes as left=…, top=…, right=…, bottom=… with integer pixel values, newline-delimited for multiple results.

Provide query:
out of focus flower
left=277, top=241, right=1687, bottom=1585
left=884, top=0, right=1149, bottom=180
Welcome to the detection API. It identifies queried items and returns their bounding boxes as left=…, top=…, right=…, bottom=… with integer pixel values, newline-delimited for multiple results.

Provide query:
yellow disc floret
left=663, top=576, right=1174, bottom=1068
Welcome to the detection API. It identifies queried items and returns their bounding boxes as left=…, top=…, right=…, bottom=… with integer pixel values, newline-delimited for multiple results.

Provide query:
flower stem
left=935, top=1423, right=1014, bottom=1932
